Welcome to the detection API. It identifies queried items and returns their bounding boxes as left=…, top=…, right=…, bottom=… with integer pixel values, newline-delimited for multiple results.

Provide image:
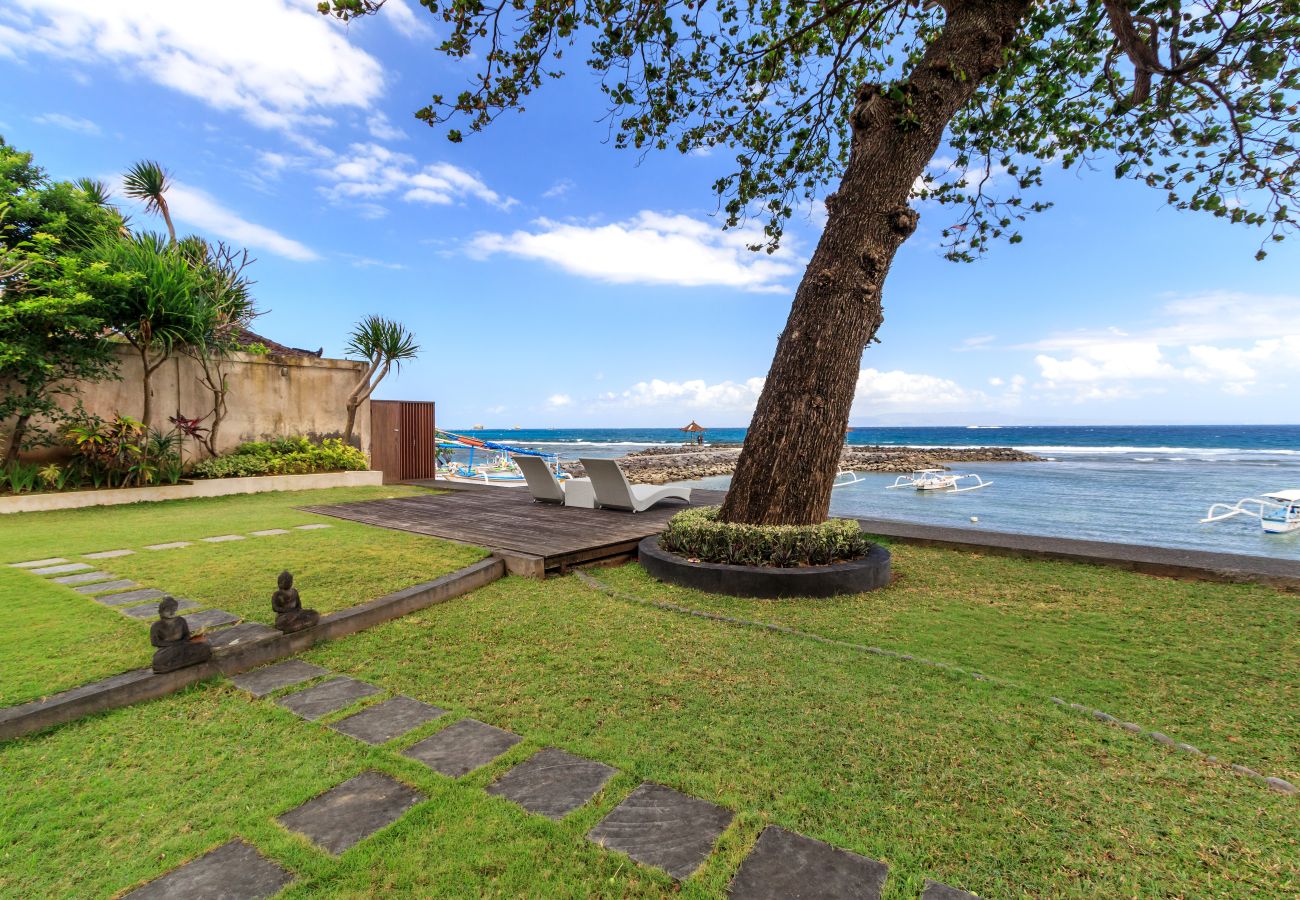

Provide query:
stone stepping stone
left=277, top=770, right=423, bottom=856
left=51, top=570, right=112, bottom=585
left=125, top=838, right=293, bottom=899
left=294, top=523, right=331, bottom=530
left=728, top=826, right=889, bottom=899
left=122, top=598, right=198, bottom=619
left=487, top=748, right=617, bottom=821
left=209, top=622, right=279, bottom=651
left=76, top=579, right=138, bottom=595
left=9, top=557, right=67, bottom=568
left=32, top=562, right=92, bottom=576
left=144, top=541, right=192, bottom=551
left=250, top=529, right=289, bottom=536
left=93, top=587, right=166, bottom=606
left=588, top=783, right=733, bottom=881
left=402, top=718, right=522, bottom=778
left=83, top=549, right=135, bottom=560
left=231, top=659, right=329, bottom=697
left=275, top=676, right=380, bottom=721
left=922, top=880, right=981, bottom=900
left=330, top=696, right=446, bottom=746
left=201, top=534, right=246, bottom=543
left=185, top=609, right=240, bottom=630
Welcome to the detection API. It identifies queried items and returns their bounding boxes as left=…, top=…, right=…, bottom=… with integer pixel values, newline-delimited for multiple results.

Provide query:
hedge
left=658, top=506, right=872, bottom=568
left=191, top=437, right=366, bottom=479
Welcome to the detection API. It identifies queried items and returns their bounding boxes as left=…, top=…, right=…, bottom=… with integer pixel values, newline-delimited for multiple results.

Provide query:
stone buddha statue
left=150, top=597, right=213, bottom=673
left=272, top=570, right=319, bottom=633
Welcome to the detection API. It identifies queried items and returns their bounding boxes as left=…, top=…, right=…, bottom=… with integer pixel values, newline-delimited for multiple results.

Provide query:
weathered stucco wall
left=6, top=344, right=370, bottom=460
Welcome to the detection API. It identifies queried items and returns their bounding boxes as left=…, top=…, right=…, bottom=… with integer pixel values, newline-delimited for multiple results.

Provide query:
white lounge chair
left=578, top=457, right=692, bottom=512
left=514, top=454, right=595, bottom=508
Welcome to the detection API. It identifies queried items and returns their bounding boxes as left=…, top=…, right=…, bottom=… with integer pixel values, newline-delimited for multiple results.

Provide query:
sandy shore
left=562, top=443, right=1043, bottom=485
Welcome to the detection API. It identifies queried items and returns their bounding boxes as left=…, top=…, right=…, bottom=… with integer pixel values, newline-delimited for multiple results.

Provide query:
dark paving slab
left=83, top=549, right=134, bottom=559
left=231, top=659, right=329, bottom=697
left=9, top=557, right=67, bottom=568
left=94, top=587, right=165, bottom=606
left=32, top=562, right=92, bottom=575
left=402, top=718, right=522, bottom=777
left=51, top=570, right=112, bottom=585
left=856, top=517, right=1300, bottom=590
left=728, top=825, right=889, bottom=899
left=121, top=598, right=198, bottom=619
left=125, top=838, right=293, bottom=899
left=275, top=676, right=380, bottom=720
left=487, top=747, right=617, bottom=820
left=588, top=782, right=733, bottom=880
left=330, top=696, right=446, bottom=745
left=76, top=579, right=137, bottom=594
left=277, top=770, right=423, bottom=855
left=208, top=622, right=279, bottom=651
left=184, top=609, right=240, bottom=630
left=922, top=880, right=981, bottom=900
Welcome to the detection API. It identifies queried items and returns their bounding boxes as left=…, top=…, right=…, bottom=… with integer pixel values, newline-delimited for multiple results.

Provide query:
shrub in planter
left=192, top=436, right=366, bottom=480
left=659, top=506, right=872, bottom=568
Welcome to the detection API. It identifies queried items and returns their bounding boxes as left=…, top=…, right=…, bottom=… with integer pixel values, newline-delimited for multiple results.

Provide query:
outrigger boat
left=435, top=429, right=568, bottom=486
left=1200, top=489, right=1300, bottom=534
left=887, top=468, right=992, bottom=493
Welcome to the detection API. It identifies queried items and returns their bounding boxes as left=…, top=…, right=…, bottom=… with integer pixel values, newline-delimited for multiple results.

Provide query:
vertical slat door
left=399, top=401, right=436, bottom=481
left=369, top=400, right=402, bottom=483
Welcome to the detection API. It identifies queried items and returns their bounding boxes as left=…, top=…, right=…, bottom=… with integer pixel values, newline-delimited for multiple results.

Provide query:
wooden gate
left=369, top=400, right=436, bottom=483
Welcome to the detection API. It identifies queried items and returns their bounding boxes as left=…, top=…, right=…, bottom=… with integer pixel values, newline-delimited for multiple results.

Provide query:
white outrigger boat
left=887, top=468, right=992, bottom=493
left=1201, top=489, right=1300, bottom=534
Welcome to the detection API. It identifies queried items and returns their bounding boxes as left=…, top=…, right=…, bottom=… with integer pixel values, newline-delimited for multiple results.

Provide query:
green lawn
left=2, top=563, right=1292, bottom=898
left=595, top=543, right=1300, bottom=782
left=0, top=486, right=488, bottom=707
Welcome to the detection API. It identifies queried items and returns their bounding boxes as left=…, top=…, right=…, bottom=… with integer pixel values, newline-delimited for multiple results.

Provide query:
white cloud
left=852, top=368, right=989, bottom=412
left=604, top=377, right=767, bottom=410
left=1034, top=342, right=1176, bottom=383
left=2, top=0, right=384, bottom=131
left=546, top=394, right=573, bottom=409
left=367, top=112, right=407, bottom=141
left=343, top=254, right=405, bottom=270
left=318, top=143, right=514, bottom=212
left=466, top=211, right=799, bottom=293
left=33, top=112, right=100, bottom=134
left=163, top=181, right=319, bottom=261
left=542, top=178, right=574, bottom=199
left=382, top=0, right=435, bottom=39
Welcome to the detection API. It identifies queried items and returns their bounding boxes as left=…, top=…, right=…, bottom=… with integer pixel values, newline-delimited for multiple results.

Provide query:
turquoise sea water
left=447, top=426, right=1300, bottom=561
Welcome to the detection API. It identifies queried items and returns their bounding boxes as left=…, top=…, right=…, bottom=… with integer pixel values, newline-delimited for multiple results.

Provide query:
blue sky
left=3, top=0, right=1298, bottom=428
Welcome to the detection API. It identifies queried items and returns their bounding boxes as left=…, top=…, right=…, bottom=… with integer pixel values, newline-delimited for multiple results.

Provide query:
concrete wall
left=5, top=344, right=371, bottom=461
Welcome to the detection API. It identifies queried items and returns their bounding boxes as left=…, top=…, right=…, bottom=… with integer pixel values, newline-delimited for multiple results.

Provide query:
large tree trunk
left=721, top=0, right=1031, bottom=525
left=4, top=413, right=30, bottom=465
left=344, top=402, right=359, bottom=446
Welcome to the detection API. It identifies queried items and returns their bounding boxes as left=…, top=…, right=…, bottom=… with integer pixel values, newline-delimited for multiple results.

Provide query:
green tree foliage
left=343, top=315, right=420, bottom=445
left=321, top=0, right=1300, bottom=524
left=0, top=138, right=123, bottom=464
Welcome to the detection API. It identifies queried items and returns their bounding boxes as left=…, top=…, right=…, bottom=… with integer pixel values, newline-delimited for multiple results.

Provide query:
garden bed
left=0, top=470, right=383, bottom=514
left=639, top=535, right=892, bottom=598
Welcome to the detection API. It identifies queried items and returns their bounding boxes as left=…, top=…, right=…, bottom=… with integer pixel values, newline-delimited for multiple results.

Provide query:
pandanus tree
left=122, top=160, right=176, bottom=244
left=321, top=0, right=1300, bottom=525
left=342, top=315, right=420, bottom=446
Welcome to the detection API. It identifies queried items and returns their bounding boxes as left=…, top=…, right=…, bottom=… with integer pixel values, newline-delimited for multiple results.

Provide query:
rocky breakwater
left=562, top=444, right=1042, bottom=485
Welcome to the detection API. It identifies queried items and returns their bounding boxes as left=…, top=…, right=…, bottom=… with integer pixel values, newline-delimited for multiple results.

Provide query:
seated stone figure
left=272, top=570, right=319, bottom=633
left=150, top=597, right=213, bottom=674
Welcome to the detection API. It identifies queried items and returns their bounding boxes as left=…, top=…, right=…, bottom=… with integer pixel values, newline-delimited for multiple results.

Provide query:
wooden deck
left=301, top=482, right=725, bottom=575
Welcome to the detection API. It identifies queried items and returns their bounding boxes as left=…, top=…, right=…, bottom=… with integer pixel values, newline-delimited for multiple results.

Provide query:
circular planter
left=638, top=536, right=891, bottom=599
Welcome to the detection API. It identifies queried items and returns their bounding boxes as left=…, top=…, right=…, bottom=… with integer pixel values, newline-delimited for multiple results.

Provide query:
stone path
left=275, top=676, right=381, bottom=721
left=486, top=747, right=616, bottom=821
left=201, top=534, right=246, bottom=543
left=588, top=782, right=733, bottom=881
left=330, top=696, right=446, bottom=745
left=403, top=718, right=522, bottom=777
left=75, top=579, right=136, bottom=594
left=923, top=880, right=981, bottom=899
left=277, top=770, right=423, bottom=856
left=50, top=570, right=112, bottom=585
left=144, top=541, right=192, bottom=551
left=231, top=660, right=328, bottom=697
left=122, top=598, right=198, bottom=619
left=31, top=562, right=92, bottom=575
left=9, top=557, right=68, bottom=568
left=728, top=825, right=889, bottom=899
left=125, top=839, right=293, bottom=900
left=84, top=549, right=134, bottom=560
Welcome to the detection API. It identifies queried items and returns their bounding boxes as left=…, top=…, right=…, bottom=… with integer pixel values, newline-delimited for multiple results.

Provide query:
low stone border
left=0, top=557, right=505, bottom=741
left=0, top=470, right=384, bottom=516
left=638, top=536, right=892, bottom=599
left=575, top=570, right=1296, bottom=797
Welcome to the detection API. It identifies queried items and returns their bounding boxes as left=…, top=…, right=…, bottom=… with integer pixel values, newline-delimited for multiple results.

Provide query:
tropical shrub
left=191, top=437, right=366, bottom=479
left=658, top=506, right=872, bottom=568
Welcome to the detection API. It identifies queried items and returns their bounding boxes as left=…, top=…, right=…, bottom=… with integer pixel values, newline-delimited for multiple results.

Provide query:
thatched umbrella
left=680, top=420, right=706, bottom=444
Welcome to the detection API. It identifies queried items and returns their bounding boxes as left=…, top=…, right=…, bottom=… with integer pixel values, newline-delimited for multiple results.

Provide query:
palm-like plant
left=75, top=178, right=113, bottom=207
left=122, top=160, right=176, bottom=243
left=343, top=316, right=420, bottom=445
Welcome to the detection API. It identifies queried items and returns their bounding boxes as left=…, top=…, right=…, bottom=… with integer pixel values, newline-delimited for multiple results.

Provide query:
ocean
left=447, top=426, right=1300, bottom=561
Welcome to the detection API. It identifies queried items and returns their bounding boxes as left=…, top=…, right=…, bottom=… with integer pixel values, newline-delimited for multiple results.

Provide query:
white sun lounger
left=578, top=457, right=692, bottom=513
left=514, top=454, right=595, bottom=507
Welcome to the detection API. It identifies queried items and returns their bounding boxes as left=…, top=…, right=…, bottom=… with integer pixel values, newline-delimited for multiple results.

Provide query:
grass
left=1, top=566, right=1294, bottom=897
left=596, top=542, right=1300, bottom=781
left=0, top=486, right=488, bottom=707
